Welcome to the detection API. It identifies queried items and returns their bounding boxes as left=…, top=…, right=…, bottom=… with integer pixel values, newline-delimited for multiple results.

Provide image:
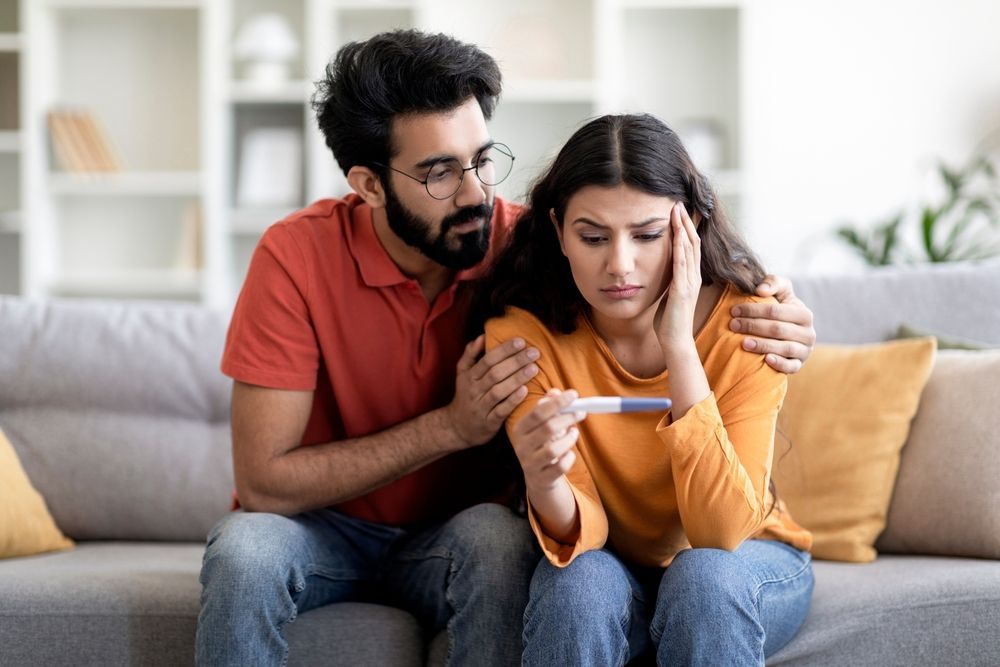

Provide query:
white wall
left=741, top=0, right=1000, bottom=274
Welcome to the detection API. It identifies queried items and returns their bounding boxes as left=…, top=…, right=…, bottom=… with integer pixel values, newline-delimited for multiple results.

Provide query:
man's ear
left=549, top=209, right=567, bottom=256
left=347, top=166, right=387, bottom=208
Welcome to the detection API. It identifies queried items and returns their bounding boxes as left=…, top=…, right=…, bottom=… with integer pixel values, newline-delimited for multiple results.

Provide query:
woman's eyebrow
left=571, top=216, right=668, bottom=229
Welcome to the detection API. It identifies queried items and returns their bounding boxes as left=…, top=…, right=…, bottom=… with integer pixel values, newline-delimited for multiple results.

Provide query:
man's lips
left=601, top=285, right=641, bottom=299
left=449, top=217, right=485, bottom=233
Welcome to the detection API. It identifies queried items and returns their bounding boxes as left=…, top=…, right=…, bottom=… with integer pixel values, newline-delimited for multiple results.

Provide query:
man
left=196, top=30, right=816, bottom=666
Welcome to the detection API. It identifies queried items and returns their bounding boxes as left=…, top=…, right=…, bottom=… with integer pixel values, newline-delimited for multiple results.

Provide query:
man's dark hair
left=312, top=30, right=502, bottom=178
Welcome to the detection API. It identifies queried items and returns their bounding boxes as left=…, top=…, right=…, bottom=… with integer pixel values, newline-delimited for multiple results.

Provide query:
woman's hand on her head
left=730, top=274, right=816, bottom=374
left=509, top=389, right=585, bottom=493
left=655, top=202, right=702, bottom=351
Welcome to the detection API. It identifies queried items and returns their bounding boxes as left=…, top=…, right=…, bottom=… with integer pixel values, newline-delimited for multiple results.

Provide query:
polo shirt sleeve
left=485, top=310, right=610, bottom=567
left=656, top=354, right=788, bottom=551
left=221, top=224, right=320, bottom=390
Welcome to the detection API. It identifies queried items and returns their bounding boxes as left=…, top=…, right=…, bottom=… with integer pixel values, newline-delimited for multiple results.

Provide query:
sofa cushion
left=876, top=349, right=1000, bottom=559
left=0, top=427, right=74, bottom=559
left=773, top=338, right=936, bottom=562
left=0, top=297, right=235, bottom=541
left=0, top=542, right=426, bottom=667
left=768, top=556, right=1000, bottom=666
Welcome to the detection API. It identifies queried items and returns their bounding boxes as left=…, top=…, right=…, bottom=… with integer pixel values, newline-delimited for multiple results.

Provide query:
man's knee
left=201, top=512, right=305, bottom=591
left=446, top=503, right=537, bottom=562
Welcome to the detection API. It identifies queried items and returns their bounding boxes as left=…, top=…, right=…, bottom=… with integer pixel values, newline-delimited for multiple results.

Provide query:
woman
left=471, top=114, right=814, bottom=666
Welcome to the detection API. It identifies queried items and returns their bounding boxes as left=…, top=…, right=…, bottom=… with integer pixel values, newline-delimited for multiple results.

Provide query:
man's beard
left=383, top=182, right=493, bottom=270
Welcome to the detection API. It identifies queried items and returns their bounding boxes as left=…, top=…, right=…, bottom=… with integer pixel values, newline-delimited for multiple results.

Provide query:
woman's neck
left=589, top=304, right=666, bottom=378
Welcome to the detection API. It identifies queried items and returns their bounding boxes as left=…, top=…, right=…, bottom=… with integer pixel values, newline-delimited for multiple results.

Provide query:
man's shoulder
left=492, top=196, right=525, bottom=230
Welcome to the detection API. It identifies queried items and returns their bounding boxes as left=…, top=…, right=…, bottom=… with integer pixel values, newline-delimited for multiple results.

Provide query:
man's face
left=382, top=97, right=496, bottom=270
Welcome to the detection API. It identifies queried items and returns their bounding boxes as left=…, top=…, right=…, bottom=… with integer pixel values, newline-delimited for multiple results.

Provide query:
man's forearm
left=238, top=407, right=467, bottom=515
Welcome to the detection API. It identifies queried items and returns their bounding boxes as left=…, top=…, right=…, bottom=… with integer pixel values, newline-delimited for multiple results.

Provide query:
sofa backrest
left=789, top=258, right=1000, bottom=346
left=0, top=296, right=234, bottom=542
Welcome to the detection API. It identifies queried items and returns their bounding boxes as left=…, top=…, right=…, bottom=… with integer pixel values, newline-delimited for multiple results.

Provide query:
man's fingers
left=731, top=301, right=813, bottom=328
left=456, top=335, right=485, bottom=372
left=754, top=273, right=795, bottom=300
left=470, top=337, right=536, bottom=382
left=475, top=348, right=540, bottom=395
left=741, top=337, right=812, bottom=363
left=764, top=354, right=803, bottom=375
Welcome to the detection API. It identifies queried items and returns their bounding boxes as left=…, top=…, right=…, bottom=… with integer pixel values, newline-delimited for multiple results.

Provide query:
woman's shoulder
left=699, top=282, right=778, bottom=350
left=484, top=306, right=558, bottom=350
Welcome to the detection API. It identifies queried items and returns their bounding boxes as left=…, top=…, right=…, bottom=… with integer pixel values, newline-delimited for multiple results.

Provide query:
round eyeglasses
left=376, top=143, right=515, bottom=200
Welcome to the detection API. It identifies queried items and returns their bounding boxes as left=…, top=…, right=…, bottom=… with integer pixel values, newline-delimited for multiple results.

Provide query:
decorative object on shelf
left=47, top=108, right=121, bottom=173
left=237, top=127, right=302, bottom=208
left=676, top=118, right=725, bottom=173
left=836, top=153, right=1000, bottom=265
left=233, top=13, right=299, bottom=89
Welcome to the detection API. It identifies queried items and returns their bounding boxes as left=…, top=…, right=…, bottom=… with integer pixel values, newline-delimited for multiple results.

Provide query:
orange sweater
left=485, top=285, right=812, bottom=568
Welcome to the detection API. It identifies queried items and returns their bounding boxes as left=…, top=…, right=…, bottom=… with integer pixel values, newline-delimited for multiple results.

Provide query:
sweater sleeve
left=485, top=311, right=610, bottom=566
left=656, top=355, right=788, bottom=551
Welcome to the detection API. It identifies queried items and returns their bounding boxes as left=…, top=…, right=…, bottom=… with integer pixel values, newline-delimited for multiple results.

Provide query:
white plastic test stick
left=560, top=396, right=672, bottom=414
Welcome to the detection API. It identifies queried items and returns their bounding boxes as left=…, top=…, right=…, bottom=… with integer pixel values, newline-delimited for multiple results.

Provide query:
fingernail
left=513, top=338, right=525, bottom=349
left=566, top=390, right=578, bottom=401
left=575, top=411, right=586, bottom=421
left=731, top=306, right=742, bottom=317
left=526, top=364, right=538, bottom=376
left=766, top=354, right=777, bottom=365
left=730, top=319, right=742, bottom=332
left=527, top=348, right=540, bottom=360
left=743, top=338, right=757, bottom=351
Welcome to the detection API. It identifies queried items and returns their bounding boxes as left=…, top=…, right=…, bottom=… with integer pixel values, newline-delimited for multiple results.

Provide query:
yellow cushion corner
left=773, top=337, right=936, bottom=562
left=0, top=427, right=75, bottom=559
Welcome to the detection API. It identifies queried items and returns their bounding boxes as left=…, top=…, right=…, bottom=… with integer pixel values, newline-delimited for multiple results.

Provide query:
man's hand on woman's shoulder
left=729, top=274, right=816, bottom=375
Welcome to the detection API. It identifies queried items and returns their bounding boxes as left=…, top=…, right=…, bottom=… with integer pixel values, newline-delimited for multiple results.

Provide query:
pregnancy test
left=560, top=396, right=672, bottom=414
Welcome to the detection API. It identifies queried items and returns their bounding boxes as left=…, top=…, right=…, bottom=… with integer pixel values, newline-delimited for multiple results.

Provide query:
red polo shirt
left=221, top=194, right=522, bottom=526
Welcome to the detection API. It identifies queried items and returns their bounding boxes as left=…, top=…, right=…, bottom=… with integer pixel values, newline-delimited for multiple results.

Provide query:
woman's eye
left=580, top=236, right=605, bottom=245
left=635, top=233, right=664, bottom=242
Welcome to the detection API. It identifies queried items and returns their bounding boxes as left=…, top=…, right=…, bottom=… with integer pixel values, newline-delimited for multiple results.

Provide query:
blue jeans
left=523, top=540, right=814, bottom=666
left=195, top=503, right=538, bottom=666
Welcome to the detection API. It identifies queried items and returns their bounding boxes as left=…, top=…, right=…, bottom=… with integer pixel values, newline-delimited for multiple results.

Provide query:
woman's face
left=555, top=184, right=676, bottom=325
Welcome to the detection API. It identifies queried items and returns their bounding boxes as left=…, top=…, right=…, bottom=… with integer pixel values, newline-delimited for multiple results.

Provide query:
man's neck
left=371, top=207, right=455, bottom=304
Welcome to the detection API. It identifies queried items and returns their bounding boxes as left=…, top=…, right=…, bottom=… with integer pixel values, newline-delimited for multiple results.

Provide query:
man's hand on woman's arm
left=729, top=274, right=817, bottom=374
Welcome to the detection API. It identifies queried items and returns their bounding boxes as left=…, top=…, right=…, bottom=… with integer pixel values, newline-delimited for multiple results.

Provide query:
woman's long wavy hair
left=468, top=113, right=766, bottom=337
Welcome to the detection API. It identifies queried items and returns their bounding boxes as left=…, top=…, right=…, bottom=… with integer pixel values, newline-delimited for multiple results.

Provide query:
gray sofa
left=2, top=259, right=999, bottom=666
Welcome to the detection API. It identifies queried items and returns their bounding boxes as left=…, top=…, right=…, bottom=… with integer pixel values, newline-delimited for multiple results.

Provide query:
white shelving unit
left=11, top=0, right=744, bottom=307
left=0, top=0, right=22, bottom=294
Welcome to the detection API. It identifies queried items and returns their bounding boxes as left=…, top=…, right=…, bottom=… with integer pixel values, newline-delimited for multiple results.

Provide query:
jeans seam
left=442, top=550, right=458, bottom=667
left=751, top=556, right=812, bottom=601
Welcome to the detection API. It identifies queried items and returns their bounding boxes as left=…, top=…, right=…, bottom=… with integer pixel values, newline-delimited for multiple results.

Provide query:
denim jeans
left=523, top=539, right=814, bottom=666
left=195, top=503, right=538, bottom=667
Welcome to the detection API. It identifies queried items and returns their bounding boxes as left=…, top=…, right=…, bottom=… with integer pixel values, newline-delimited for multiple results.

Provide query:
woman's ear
left=347, top=166, right=386, bottom=208
left=549, top=209, right=567, bottom=256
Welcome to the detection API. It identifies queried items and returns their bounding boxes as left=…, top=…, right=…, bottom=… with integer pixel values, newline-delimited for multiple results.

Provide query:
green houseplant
left=836, top=154, right=1000, bottom=265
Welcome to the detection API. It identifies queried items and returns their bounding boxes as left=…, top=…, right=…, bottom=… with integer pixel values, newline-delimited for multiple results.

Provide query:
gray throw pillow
left=876, top=349, right=1000, bottom=558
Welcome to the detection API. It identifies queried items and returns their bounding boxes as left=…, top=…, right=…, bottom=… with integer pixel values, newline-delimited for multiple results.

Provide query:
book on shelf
left=47, top=108, right=122, bottom=174
left=175, top=201, right=202, bottom=271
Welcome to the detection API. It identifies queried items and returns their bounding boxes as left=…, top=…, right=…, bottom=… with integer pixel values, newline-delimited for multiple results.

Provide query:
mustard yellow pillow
left=1, top=427, right=74, bottom=559
left=772, top=338, right=936, bottom=562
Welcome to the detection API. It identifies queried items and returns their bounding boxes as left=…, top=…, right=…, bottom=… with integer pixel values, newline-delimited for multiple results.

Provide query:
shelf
left=229, top=80, right=310, bottom=104
left=0, top=33, right=21, bottom=52
left=230, top=207, right=295, bottom=234
left=503, top=79, right=598, bottom=103
left=622, top=0, right=742, bottom=7
left=0, top=129, right=18, bottom=152
left=48, top=171, right=203, bottom=196
left=44, top=0, right=203, bottom=8
left=48, top=269, right=202, bottom=298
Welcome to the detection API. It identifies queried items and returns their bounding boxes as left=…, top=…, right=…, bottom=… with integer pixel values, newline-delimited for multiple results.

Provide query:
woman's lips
left=601, top=285, right=641, bottom=299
